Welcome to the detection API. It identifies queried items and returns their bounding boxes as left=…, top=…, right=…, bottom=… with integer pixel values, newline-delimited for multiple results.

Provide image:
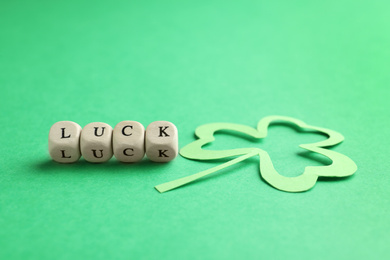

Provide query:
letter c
left=122, top=125, right=133, bottom=136
left=123, top=148, right=134, bottom=156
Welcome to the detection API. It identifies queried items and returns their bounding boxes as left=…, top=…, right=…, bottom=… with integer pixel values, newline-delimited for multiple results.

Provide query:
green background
left=1, top=0, right=389, bottom=259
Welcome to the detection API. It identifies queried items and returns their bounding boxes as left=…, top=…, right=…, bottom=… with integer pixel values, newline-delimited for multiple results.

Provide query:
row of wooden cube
left=48, top=121, right=178, bottom=163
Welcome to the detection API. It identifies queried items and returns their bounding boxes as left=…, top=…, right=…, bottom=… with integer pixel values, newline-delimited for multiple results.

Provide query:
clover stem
left=155, top=150, right=260, bottom=193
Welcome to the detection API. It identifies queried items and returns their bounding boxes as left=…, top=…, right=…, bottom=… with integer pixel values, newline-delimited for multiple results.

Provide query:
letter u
left=92, top=149, right=104, bottom=158
left=94, top=127, right=105, bottom=137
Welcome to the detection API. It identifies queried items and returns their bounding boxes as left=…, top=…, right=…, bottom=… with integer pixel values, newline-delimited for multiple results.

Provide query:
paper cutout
left=155, top=116, right=357, bottom=193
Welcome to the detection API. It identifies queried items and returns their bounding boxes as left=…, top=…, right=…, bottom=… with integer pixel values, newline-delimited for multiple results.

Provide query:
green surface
left=0, top=0, right=389, bottom=259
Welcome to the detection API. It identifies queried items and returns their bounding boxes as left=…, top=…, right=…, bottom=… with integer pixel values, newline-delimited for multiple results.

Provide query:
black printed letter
left=123, top=148, right=134, bottom=156
left=122, top=125, right=133, bottom=136
left=61, top=150, right=71, bottom=158
left=61, top=128, right=71, bottom=138
left=158, top=126, right=169, bottom=137
left=158, top=150, right=169, bottom=157
left=94, top=127, right=105, bottom=137
left=92, top=149, right=104, bottom=158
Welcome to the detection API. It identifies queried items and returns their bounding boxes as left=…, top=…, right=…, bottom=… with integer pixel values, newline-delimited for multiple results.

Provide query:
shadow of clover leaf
left=155, top=116, right=357, bottom=193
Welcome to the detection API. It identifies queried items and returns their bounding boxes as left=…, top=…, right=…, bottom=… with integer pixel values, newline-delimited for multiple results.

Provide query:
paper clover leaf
left=155, top=116, right=357, bottom=193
